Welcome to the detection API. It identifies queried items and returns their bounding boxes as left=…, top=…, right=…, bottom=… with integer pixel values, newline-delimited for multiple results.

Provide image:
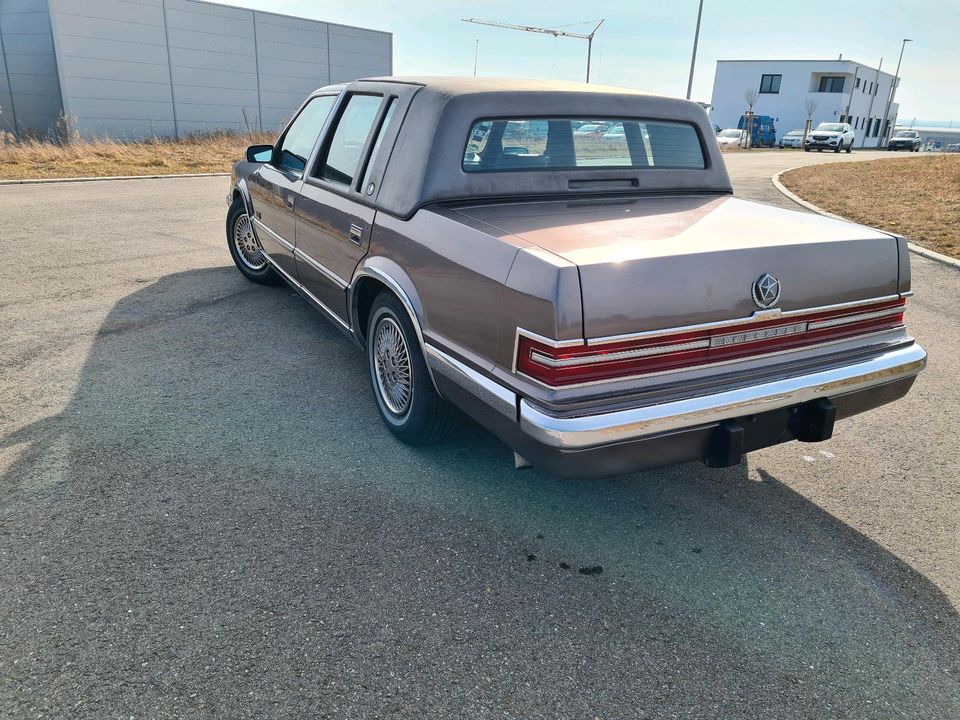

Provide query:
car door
left=247, top=94, right=338, bottom=280
left=293, top=89, right=404, bottom=324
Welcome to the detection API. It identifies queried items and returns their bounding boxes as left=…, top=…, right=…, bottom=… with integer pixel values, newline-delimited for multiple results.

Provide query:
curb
left=772, top=167, right=960, bottom=271
left=0, top=171, right=230, bottom=186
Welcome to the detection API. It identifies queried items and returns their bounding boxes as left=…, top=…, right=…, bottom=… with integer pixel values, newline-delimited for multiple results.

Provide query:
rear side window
left=319, top=94, right=383, bottom=186
left=463, top=118, right=705, bottom=173
left=276, top=95, right=336, bottom=174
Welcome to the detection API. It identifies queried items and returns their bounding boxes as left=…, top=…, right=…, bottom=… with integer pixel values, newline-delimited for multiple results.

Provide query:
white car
left=779, top=129, right=804, bottom=148
left=804, top=122, right=855, bottom=153
left=716, top=129, right=743, bottom=148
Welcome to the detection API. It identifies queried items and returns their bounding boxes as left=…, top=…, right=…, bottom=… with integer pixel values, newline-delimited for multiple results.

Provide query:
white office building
left=0, top=0, right=392, bottom=139
left=710, top=59, right=900, bottom=147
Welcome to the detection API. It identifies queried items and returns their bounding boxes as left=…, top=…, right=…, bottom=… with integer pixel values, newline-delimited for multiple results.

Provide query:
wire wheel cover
left=233, top=213, right=266, bottom=270
left=373, top=317, right=413, bottom=415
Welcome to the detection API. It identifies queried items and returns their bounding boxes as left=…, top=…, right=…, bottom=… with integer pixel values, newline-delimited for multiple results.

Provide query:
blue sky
left=225, top=0, right=958, bottom=122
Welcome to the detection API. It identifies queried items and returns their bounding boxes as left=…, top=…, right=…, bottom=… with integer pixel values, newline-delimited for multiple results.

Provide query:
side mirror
left=246, top=144, right=273, bottom=163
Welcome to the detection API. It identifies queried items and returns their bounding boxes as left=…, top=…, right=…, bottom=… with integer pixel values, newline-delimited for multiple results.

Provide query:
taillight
left=516, top=298, right=906, bottom=387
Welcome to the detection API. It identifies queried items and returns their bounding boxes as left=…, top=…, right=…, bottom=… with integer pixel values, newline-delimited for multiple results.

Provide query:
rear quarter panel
left=369, top=208, right=529, bottom=371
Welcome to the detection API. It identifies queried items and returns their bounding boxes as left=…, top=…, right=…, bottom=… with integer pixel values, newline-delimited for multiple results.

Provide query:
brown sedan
left=226, top=77, right=925, bottom=478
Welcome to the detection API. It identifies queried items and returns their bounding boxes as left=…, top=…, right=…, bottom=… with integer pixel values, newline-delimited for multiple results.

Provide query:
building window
left=872, top=118, right=881, bottom=137
left=759, top=74, right=781, bottom=93
left=855, top=77, right=861, bottom=89
left=818, top=76, right=845, bottom=93
left=868, top=81, right=874, bottom=95
left=854, top=117, right=859, bottom=130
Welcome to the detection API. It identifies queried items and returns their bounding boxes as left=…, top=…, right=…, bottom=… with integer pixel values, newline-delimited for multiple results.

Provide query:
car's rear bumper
left=426, top=342, right=926, bottom=478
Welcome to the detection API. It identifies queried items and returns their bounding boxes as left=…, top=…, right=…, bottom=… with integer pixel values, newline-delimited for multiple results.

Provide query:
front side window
left=463, top=117, right=705, bottom=173
left=319, top=94, right=383, bottom=186
left=818, top=76, right=845, bottom=93
left=276, top=95, right=336, bottom=174
left=759, top=74, right=781, bottom=93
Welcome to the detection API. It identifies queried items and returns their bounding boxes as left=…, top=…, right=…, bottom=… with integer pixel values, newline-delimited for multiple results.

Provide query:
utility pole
left=473, top=39, right=479, bottom=76
left=686, top=0, right=705, bottom=100
left=860, top=58, right=882, bottom=148
left=880, top=38, right=912, bottom=147
left=462, top=18, right=605, bottom=83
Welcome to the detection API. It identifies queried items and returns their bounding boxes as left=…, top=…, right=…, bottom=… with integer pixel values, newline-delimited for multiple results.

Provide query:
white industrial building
left=710, top=59, right=900, bottom=148
left=0, top=0, right=392, bottom=139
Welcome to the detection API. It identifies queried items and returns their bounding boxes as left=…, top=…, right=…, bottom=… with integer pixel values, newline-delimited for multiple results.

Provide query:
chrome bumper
left=518, top=343, right=926, bottom=450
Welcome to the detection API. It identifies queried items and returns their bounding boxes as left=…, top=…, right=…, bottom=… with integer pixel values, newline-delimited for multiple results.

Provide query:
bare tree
left=743, top=88, right=759, bottom=147
left=802, top=97, right=818, bottom=148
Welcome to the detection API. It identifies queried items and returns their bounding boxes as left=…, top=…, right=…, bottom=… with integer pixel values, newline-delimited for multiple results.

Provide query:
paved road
left=2, top=152, right=958, bottom=719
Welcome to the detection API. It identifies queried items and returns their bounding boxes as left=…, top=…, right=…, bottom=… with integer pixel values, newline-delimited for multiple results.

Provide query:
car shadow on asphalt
left=2, top=266, right=958, bottom=716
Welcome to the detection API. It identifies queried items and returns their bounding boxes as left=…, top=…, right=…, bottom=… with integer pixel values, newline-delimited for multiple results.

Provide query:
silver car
left=779, top=129, right=804, bottom=148
left=226, top=78, right=924, bottom=478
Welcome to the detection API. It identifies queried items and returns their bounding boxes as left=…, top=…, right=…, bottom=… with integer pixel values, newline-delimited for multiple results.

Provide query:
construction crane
left=461, top=18, right=605, bottom=83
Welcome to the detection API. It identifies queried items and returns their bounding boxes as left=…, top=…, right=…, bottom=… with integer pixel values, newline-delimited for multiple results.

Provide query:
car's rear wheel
left=845, top=140, right=852, bottom=153
left=226, top=198, right=282, bottom=285
left=366, top=292, right=456, bottom=444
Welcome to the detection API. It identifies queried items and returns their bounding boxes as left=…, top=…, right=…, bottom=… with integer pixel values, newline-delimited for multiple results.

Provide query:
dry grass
left=781, top=155, right=960, bottom=259
left=0, top=130, right=274, bottom=180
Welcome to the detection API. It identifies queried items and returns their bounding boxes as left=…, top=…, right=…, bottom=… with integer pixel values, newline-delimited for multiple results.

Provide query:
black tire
left=845, top=141, right=852, bottom=154
left=804, top=146, right=811, bottom=152
left=366, top=292, right=456, bottom=444
left=834, top=142, right=841, bottom=153
left=226, top=198, right=282, bottom=285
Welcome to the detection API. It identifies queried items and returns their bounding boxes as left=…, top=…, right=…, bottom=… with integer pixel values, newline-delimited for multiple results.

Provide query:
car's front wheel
left=226, top=199, right=282, bottom=285
left=845, top=140, right=852, bottom=153
left=366, top=292, right=455, bottom=444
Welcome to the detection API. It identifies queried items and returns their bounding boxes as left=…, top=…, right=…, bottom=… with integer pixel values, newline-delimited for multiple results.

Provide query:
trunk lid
left=453, top=195, right=900, bottom=339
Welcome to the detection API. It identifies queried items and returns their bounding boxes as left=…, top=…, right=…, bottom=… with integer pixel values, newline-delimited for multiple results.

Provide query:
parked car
left=805, top=122, right=855, bottom=153
left=601, top=124, right=626, bottom=141
left=738, top=114, right=777, bottom=147
left=716, top=128, right=744, bottom=148
left=573, top=123, right=609, bottom=136
left=888, top=130, right=922, bottom=151
left=227, top=78, right=925, bottom=478
left=946, top=143, right=960, bottom=153
left=779, top=129, right=804, bottom=148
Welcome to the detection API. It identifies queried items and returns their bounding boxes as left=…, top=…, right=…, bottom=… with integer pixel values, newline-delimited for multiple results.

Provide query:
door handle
left=349, top=223, right=363, bottom=245
left=285, top=195, right=295, bottom=210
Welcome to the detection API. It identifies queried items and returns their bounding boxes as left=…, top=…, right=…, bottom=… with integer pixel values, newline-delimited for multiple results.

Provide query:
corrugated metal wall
left=0, top=0, right=63, bottom=138
left=40, top=0, right=390, bottom=139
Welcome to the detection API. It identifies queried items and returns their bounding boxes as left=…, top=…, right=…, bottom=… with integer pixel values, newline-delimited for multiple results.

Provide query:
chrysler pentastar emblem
left=752, top=273, right=781, bottom=309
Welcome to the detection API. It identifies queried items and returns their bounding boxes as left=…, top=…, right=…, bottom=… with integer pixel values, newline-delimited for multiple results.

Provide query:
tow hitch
left=705, top=398, right=837, bottom=468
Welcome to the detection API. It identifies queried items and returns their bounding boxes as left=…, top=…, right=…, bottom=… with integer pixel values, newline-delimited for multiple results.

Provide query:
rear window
left=463, top=118, right=705, bottom=173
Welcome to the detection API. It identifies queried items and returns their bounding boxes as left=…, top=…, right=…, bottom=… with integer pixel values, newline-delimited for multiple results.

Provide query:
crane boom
left=461, top=18, right=605, bottom=82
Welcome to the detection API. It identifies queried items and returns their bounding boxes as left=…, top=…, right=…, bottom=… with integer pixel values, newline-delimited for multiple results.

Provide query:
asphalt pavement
left=2, top=150, right=958, bottom=719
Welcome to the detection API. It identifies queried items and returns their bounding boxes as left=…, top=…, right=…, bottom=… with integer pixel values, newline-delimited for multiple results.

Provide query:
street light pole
left=880, top=38, right=912, bottom=147
left=686, top=0, right=705, bottom=100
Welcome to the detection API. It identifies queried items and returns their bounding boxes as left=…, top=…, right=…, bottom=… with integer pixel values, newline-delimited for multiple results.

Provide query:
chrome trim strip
left=519, top=343, right=926, bottom=450
left=292, top=247, right=349, bottom=289
left=261, top=253, right=352, bottom=334
left=806, top=305, right=904, bottom=331
left=530, top=339, right=711, bottom=368
left=583, top=294, right=902, bottom=347
left=252, top=217, right=294, bottom=252
left=425, top=345, right=517, bottom=420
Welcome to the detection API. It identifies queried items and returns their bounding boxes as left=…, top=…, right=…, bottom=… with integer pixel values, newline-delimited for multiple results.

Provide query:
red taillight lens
left=516, top=299, right=906, bottom=387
